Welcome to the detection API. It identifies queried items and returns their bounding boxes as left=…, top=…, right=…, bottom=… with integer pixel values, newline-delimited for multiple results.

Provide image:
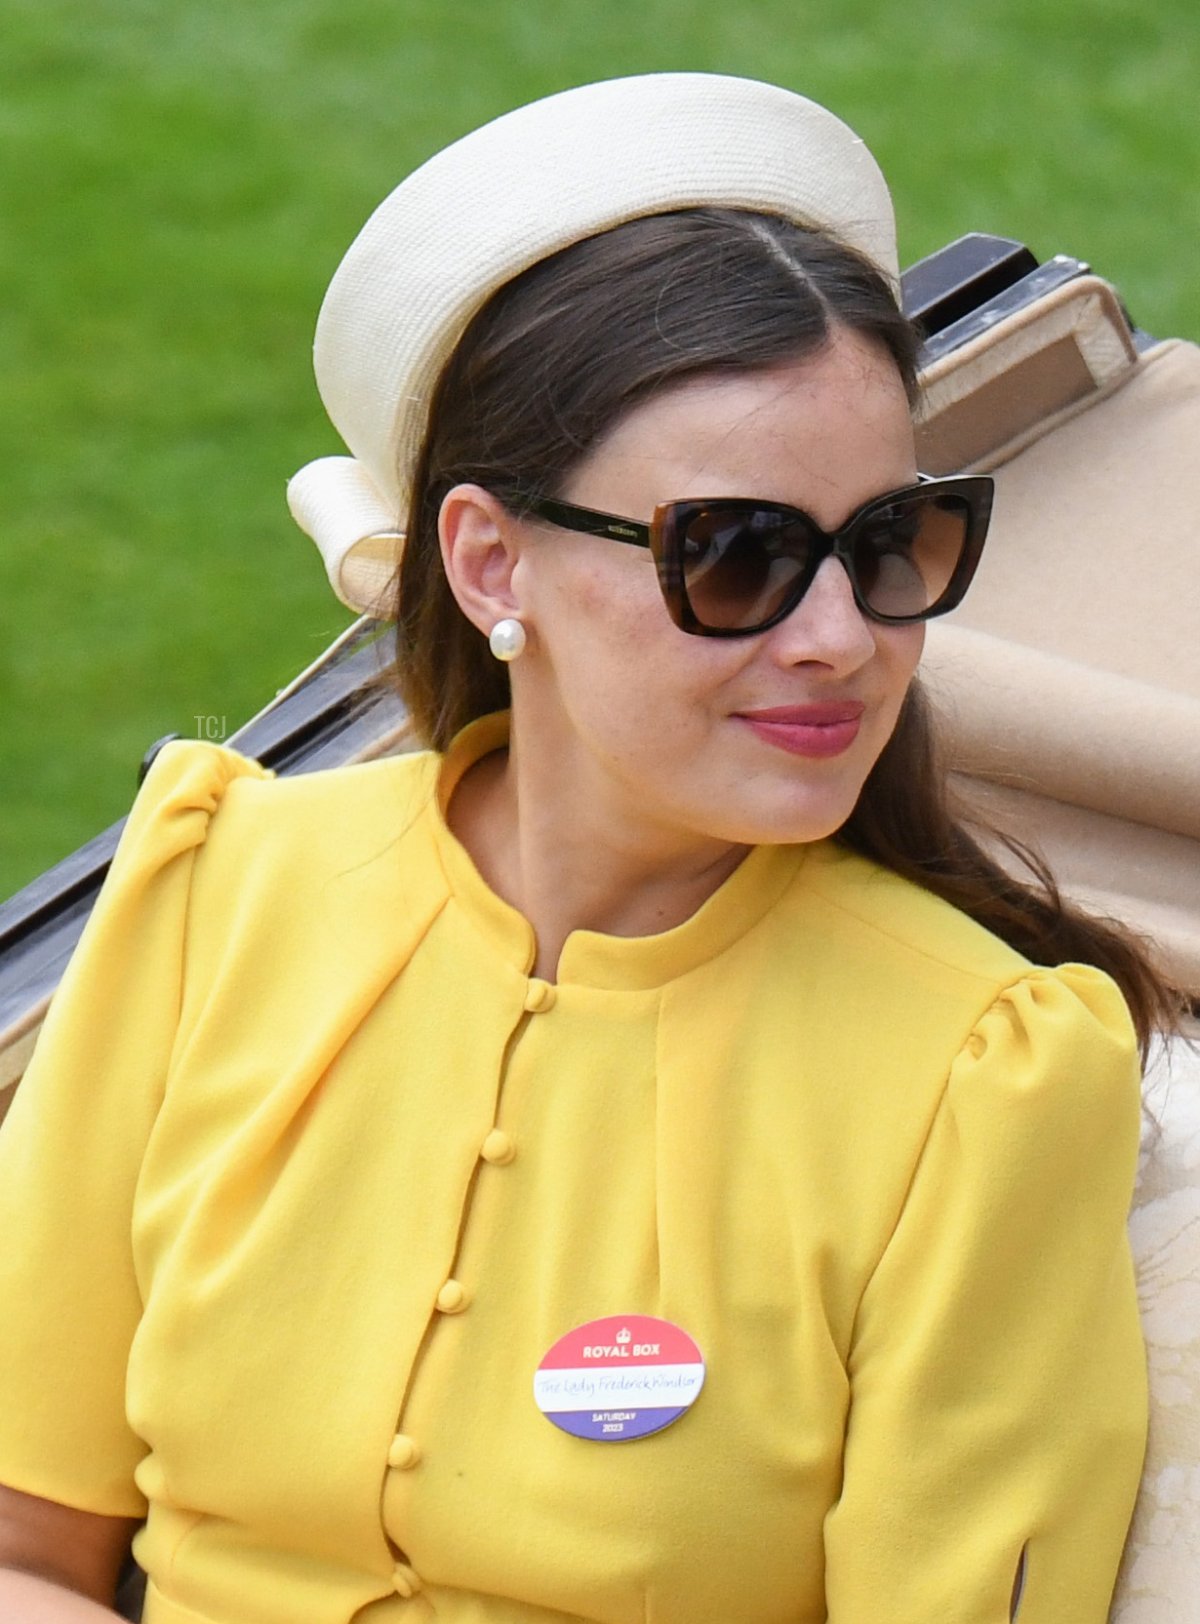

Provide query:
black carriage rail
left=0, top=623, right=406, bottom=1039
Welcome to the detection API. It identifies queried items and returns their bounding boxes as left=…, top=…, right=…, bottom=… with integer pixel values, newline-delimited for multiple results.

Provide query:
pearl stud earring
left=488, top=617, right=526, bottom=662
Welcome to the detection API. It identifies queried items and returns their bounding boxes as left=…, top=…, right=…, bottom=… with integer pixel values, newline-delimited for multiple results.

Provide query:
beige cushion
left=1112, top=1026, right=1200, bottom=1622
left=916, top=278, right=1200, bottom=998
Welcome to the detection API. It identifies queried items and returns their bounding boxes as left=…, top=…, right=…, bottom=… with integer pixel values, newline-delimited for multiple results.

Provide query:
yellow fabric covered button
left=387, top=1433, right=422, bottom=1470
left=391, top=1561, right=422, bottom=1598
left=523, top=978, right=557, bottom=1013
left=480, top=1128, right=516, bottom=1165
left=436, top=1279, right=469, bottom=1313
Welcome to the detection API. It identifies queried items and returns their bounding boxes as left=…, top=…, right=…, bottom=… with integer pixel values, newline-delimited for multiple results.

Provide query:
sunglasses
left=513, top=474, right=993, bottom=637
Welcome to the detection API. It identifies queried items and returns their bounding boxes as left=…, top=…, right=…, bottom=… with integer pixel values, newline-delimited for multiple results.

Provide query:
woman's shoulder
left=778, top=842, right=1141, bottom=1194
left=140, top=734, right=440, bottom=808
left=134, top=736, right=439, bottom=854
left=123, top=738, right=446, bottom=926
left=796, top=839, right=1032, bottom=988
left=114, top=739, right=454, bottom=1019
left=788, top=840, right=1137, bottom=1066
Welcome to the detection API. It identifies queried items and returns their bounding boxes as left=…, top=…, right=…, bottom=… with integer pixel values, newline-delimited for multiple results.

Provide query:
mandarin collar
left=428, top=711, right=810, bottom=993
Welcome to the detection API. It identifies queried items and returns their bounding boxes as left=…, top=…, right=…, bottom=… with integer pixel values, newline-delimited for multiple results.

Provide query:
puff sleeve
left=822, top=965, right=1148, bottom=1624
left=0, top=741, right=268, bottom=1516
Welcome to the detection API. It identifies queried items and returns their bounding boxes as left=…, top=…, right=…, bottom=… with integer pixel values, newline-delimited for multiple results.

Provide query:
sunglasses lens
left=850, top=491, right=971, bottom=621
left=671, top=507, right=815, bottom=630
left=666, top=488, right=978, bottom=633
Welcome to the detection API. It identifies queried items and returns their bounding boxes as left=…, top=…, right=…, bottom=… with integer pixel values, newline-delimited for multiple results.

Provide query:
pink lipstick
left=735, top=702, right=865, bottom=758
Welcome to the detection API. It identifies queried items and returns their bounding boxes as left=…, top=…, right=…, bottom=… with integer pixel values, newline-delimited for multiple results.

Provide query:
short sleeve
left=823, top=964, right=1148, bottom=1624
left=0, top=741, right=268, bottom=1516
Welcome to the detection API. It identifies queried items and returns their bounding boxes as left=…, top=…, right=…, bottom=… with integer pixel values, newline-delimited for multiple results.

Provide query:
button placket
left=383, top=974, right=543, bottom=1564
left=391, top=1561, right=423, bottom=1598
left=387, top=1432, right=422, bottom=1470
left=523, top=978, right=557, bottom=1013
left=480, top=1127, right=516, bottom=1165
left=428, top=984, right=541, bottom=1318
left=435, top=1278, right=470, bottom=1314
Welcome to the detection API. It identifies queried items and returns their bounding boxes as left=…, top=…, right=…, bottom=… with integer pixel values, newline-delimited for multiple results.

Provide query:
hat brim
left=289, top=73, right=898, bottom=611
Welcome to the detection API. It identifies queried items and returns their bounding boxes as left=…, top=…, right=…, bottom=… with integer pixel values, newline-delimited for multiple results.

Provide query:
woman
left=0, top=73, right=1178, bottom=1624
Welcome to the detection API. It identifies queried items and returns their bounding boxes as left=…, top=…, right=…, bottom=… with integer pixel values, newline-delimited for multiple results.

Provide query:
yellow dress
left=0, top=713, right=1147, bottom=1624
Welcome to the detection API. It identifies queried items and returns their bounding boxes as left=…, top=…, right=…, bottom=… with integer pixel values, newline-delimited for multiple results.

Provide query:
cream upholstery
left=1112, top=1028, right=1200, bottom=1622
left=917, top=287, right=1200, bottom=1000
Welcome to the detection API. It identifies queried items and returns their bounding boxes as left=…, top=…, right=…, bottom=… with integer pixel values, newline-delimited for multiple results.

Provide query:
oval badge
left=533, top=1313, right=705, bottom=1442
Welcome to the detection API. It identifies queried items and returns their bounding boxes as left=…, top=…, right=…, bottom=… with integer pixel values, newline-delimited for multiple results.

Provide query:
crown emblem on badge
left=616, top=1327, right=632, bottom=1345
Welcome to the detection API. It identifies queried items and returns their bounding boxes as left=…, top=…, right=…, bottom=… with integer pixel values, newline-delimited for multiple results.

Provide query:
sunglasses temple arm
left=531, top=497, right=654, bottom=550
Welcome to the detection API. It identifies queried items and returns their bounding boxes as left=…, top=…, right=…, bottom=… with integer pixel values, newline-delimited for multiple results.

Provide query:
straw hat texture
left=286, top=72, right=897, bottom=615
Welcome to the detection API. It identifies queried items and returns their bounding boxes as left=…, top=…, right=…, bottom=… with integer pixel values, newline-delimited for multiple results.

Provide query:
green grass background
left=2, top=0, right=1197, bottom=902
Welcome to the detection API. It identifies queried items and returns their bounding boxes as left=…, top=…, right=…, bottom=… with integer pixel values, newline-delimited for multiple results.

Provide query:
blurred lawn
left=1, top=0, right=1197, bottom=900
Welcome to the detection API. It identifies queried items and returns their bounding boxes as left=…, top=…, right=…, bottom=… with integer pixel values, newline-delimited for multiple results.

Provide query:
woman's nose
left=764, top=554, right=878, bottom=672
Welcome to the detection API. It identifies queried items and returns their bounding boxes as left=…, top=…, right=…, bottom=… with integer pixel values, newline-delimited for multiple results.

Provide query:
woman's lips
left=734, top=702, right=865, bottom=758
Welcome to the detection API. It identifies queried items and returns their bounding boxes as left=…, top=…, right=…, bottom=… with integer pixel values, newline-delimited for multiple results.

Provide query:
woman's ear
left=438, top=484, right=524, bottom=637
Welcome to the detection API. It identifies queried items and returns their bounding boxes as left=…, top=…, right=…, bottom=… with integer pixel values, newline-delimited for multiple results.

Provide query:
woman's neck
left=446, top=731, right=749, bottom=982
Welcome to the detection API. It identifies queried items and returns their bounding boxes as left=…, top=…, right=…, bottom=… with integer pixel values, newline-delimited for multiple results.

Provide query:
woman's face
left=505, top=326, right=925, bottom=852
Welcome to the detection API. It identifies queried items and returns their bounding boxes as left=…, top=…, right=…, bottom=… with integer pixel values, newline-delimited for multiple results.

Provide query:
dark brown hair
left=393, top=207, right=1181, bottom=1055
